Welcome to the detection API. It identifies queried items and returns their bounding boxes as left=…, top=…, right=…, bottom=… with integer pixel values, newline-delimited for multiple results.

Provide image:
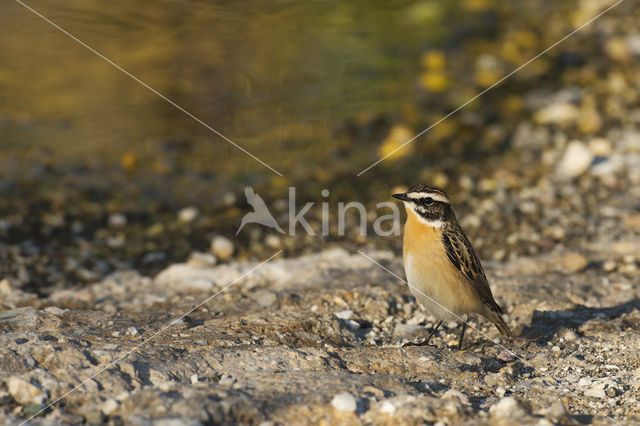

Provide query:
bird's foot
left=402, top=340, right=437, bottom=348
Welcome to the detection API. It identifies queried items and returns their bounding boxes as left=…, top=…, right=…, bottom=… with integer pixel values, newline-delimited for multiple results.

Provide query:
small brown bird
left=393, top=184, right=514, bottom=350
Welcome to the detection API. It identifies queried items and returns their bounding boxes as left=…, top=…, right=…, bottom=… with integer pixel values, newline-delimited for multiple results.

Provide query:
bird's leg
left=457, top=318, right=468, bottom=351
left=426, top=320, right=443, bottom=345
left=403, top=320, right=443, bottom=347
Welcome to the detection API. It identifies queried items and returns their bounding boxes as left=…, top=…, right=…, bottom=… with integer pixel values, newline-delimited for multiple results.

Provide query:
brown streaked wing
left=441, top=225, right=503, bottom=314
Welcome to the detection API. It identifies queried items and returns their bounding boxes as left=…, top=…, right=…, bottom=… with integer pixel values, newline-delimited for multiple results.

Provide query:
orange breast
left=402, top=206, right=481, bottom=318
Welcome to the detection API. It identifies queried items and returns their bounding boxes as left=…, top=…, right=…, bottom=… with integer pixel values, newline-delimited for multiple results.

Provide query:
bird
left=392, top=184, right=514, bottom=350
left=236, top=186, right=285, bottom=235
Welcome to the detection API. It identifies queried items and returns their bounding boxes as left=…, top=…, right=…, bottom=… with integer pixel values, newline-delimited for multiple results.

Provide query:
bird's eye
left=424, top=197, right=434, bottom=205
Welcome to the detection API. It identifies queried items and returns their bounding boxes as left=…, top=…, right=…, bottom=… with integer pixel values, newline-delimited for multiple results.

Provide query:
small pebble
left=603, top=260, right=617, bottom=272
left=560, top=252, right=589, bottom=272
left=187, top=252, right=217, bottom=267
left=101, top=398, right=119, bottom=415
left=335, top=310, right=353, bottom=320
left=490, top=397, right=525, bottom=418
left=211, top=236, right=234, bottom=260
left=219, top=374, right=235, bottom=385
left=126, top=327, right=138, bottom=336
left=190, top=374, right=198, bottom=384
left=331, top=392, right=357, bottom=412
left=108, top=213, right=127, bottom=228
left=380, top=400, right=396, bottom=414
left=557, top=140, right=594, bottom=179
left=178, top=206, right=199, bottom=223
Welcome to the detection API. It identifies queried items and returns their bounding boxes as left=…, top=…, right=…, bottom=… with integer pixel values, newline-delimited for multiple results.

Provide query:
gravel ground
left=1, top=244, right=639, bottom=425
left=2, top=1, right=640, bottom=424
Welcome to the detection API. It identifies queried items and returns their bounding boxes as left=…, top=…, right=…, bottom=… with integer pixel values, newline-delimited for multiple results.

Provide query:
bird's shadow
left=519, top=298, right=639, bottom=343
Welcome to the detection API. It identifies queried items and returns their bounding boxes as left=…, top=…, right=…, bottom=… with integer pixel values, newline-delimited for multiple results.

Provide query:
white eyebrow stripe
left=407, top=192, right=449, bottom=203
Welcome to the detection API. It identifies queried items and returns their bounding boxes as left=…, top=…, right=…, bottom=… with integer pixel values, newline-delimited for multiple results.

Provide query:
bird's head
left=392, top=184, right=453, bottom=228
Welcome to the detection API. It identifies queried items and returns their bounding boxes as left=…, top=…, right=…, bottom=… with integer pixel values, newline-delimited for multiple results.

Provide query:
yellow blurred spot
left=421, top=50, right=446, bottom=70
left=500, top=40, right=521, bottom=64
left=432, top=172, right=449, bottom=188
left=120, top=153, right=137, bottom=173
left=514, top=30, right=537, bottom=49
left=463, top=0, right=492, bottom=11
left=270, top=175, right=289, bottom=192
left=503, top=95, right=523, bottom=114
left=419, top=72, right=450, bottom=92
left=431, top=119, right=457, bottom=141
left=475, top=69, right=502, bottom=87
left=378, top=125, right=414, bottom=160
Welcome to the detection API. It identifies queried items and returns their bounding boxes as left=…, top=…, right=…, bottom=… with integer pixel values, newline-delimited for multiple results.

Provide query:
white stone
left=265, top=234, right=282, bottom=250
left=584, top=387, right=606, bottom=399
left=534, top=102, right=579, bottom=125
left=7, top=377, right=45, bottom=405
left=211, top=236, right=234, bottom=260
left=177, top=206, right=199, bottom=223
left=155, top=264, right=218, bottom=291
left=442, top=389, right=469, bottom=405
left=219, top=374, right=235, bottom=385
left=589, top=137, right=612, bottom=156
left=331, top=392, right=357, bottom=412
left=335, top=310, right=353, bottom=320
left=380, top=400, right=396, bottom=414
left=577, top=377, right=592, bottom=387
left=126, top=327, right=139, bottom=336
left=557, top=140, right=594, bottom=178
left=190, top=374, right=198, bottom=384
left=102, top=398, right=119, bottom=415
left=108, top=213, right=127, bottom=228
left=490, top=397, right=524, bottom=418
left=187, top=252, right=217, bottom=267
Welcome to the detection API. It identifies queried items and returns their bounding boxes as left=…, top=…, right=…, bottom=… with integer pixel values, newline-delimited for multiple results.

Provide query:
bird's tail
left=486, top=310, right=515, bottom=339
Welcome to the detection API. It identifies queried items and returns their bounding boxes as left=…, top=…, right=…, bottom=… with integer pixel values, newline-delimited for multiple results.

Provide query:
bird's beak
left=392, top=193, right=409, bottom=202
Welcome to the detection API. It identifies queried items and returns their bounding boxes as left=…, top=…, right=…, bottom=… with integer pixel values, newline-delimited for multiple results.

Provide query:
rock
left=541, top=401, right=571, bottom=423
left=102, top=398, right=119, bottom=415
left=178, top=206, right=199, bottom=223
left=85, top=410, right=104, bottom=424
left=7, top=377, right=45, bottom=405
left=560, top=252, right=589, bottom=272
left=219, top=374, right=235, bottom=385
left=265, top=234, right=282, bottom=250
left=155, top=264, right=218, bottom=291
left=534, top=102, right=579, bottom=125
left=187, top=252, right=218, bottom=267
left=23, top=402, right=44, bottom=416
left=380, top=400, right=396, bottom=414
left=331, top=392, right=357, bottom=412
left=584, top=387, right=606, bottom=399
left=603, top=260, right=617, bottom=272
left=489, top=397, right=525, bottom=419
left=557, top=140, right=594, bottom=179
left=589, top=137, right=612, bottom=156
left=0, top=307, right=39, bottom=330
left=210, top=236, right=234, bottom=260
left=335, top=310, right=353, bottom=320
left=442, top=389, right=469, bottom=405
left=562, top=329, right=578, bottom=342
left=108, top=213, right=127, bottom=228
left=253, top=290, right=278, bottom=308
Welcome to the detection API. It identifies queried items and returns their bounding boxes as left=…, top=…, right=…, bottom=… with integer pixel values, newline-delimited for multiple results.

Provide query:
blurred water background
left=1, top=0, right=637, bottom=291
